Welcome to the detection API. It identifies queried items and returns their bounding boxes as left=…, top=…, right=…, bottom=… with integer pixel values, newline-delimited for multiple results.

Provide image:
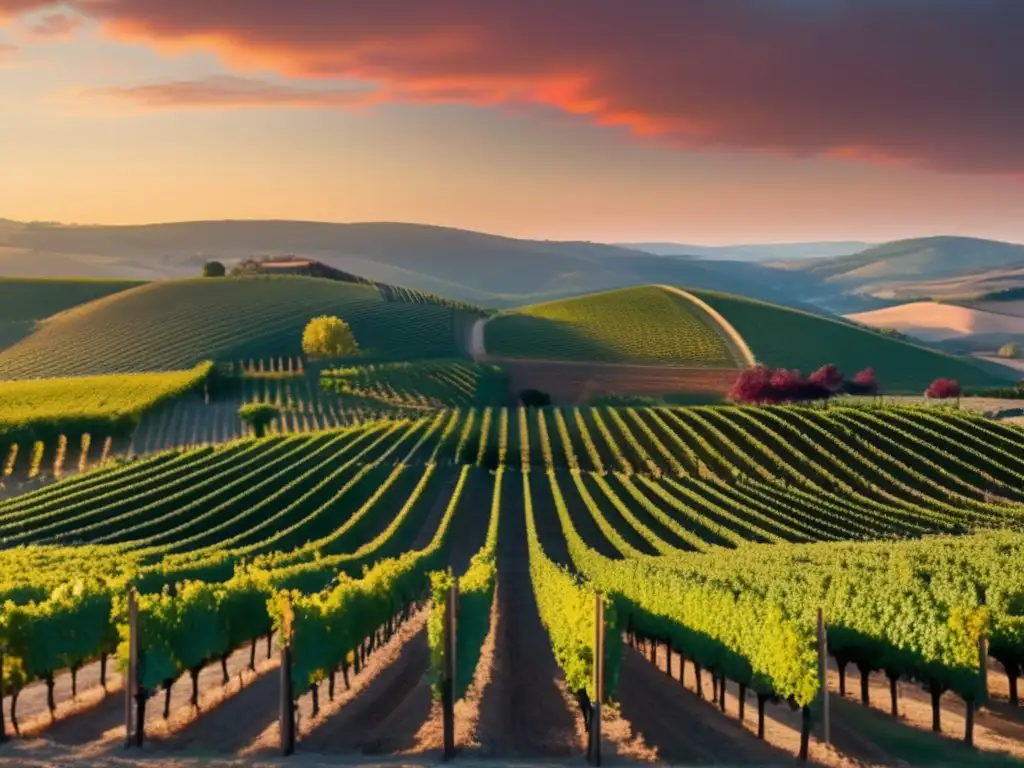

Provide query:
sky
left=1, top=1, right=1023, bottom=245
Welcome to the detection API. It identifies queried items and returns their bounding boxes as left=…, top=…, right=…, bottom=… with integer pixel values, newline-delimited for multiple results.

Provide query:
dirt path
left=473, top=474, right=581, bottom=757
left=468, top=317, right=487, bottom=361
left=656, top=284, right=757, bottom=367
left=615, top=645, right=796, bottom=765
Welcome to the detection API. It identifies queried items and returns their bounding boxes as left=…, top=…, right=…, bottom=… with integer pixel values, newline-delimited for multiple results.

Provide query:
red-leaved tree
left=809, top=364, right=844, bottom=391
left=925, top=377, right=962, bottom=400
left=729, top=366, right=832, bottom=404
left=843, top=368, right=880, bottom=396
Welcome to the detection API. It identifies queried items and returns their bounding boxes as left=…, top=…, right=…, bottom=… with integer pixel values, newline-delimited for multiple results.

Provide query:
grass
left=484, top=286, right=738, bottom=365
left=694, top=289, right=1015, bottom=392
left=0, top=276, right=472, bottom=379
left=0, top=277, right=142, bottom=349
left=0, top=364, right=212, bottom=439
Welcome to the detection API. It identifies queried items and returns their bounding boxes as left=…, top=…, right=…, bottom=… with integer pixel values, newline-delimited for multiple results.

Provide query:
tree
left=302, top=316, right=359, bottom=359
left=809, top=364, right=844, bottom=391
left=238, top=403, right=280, bottom=438
left=202, top=261, right=226, bottom=278
left=728, top=365, right=832, bottom=405
left=844, top=368, right=879, bottom=396
left=924, top=377, right=962, bottom=405
left=998, top=343, right=1021, bottom=359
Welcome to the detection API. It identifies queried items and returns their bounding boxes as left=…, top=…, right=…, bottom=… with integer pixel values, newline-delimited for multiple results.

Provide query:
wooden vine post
left=589, top=592, right=605, bottom=767
left=280, top=597, right=295, bottom=756
left=123, top=587, right=139, bottom=748
left=442, top=582, right=458, bottom=761
left=818, top=608, right=830, bottom=747
left=0, top=644, right=7, bottom=743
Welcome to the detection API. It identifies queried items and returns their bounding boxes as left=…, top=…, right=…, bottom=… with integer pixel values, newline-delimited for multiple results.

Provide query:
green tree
left=202, top=261, right=226, bottom=278
left=998, top=342, right=1020, bottom=359
left=302, top=316, right=359, bottom=359
left=238, top=403, right=279, bottom=438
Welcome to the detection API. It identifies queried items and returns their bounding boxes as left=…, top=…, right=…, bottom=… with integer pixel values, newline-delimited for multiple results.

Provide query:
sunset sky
left=2, top=1, right=1023, bottom=244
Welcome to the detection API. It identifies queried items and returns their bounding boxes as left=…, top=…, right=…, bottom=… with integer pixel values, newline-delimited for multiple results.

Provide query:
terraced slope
left=694, top=289, right=1014, bottom=392
left=484, top=286, right=740, bottom=366
left=0, top=277, right=142, bottom=350
left=0, top=277, right=470, bottom=378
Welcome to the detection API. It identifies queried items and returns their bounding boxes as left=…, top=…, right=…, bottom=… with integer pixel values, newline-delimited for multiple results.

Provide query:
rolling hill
left=620, top=241, right=872, bottom=261
left=482, top=286, right=746, bottom=367
left=846, top=301, right=1024, bottom=342
left=787, top=236, right=1024, bottom=300
left=693, top=290, right=1016, bottom=391
left=0, top=277, right=142, bottom=349
left=0, top=276, right=476, bottom=379
left=0, top=218, right=833, bottom=309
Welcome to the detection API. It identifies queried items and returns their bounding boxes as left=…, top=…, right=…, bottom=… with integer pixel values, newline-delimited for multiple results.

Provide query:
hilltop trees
left=201, top=261, right=226, bottom=278
left=302, top=316, right=359, bottom=359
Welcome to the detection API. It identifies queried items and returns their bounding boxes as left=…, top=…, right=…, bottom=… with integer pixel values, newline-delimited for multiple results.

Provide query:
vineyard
left=0, top=276, right=477, bottom=378
left=1, top=400, right=1022, bottom=764
left=694, top=289, right=1013, bottom=392
left=483, top=286, right=742, bottom=366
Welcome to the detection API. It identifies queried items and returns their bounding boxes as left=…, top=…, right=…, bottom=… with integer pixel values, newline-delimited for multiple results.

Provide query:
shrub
left=729, top=365, right=831, bottom=405
left=998, top=343, right=1021, bottom=359
left=843, top=368, right=880, bottom=396
left=238, top=403, right=280, bottom=438
left=520, top=388, right=552, bottom=407
left=924, top=378, right=962, bottom=400
left=302, top=316, right=359, bottom=359
left=201, top=261, right=226, bottom=278
left=809, top=364, right=844, bottom=391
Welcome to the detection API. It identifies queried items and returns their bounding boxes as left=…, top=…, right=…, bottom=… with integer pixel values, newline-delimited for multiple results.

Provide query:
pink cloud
left=7, top=1, right=1024, bottom=174
left=80, top=75, right=381, bottom=111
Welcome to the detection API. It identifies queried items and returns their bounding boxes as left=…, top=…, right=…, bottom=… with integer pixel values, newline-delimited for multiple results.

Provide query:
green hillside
left=798, top=236, right=1024, bottom=284
left=0, top=277, right=142, bottom=349
left=484, top=285, right=739, bottom=366
left=0, top=276, right=471, bottom=379
left=694, top=289, right=1015, bottom=392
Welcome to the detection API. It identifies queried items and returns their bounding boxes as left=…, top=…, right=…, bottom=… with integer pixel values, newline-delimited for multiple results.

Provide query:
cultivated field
left=2, top=276, right=1023, bottom=768
left=484, top=286, right=741, bottom=366
left=0, top=277, right=478, bottom=378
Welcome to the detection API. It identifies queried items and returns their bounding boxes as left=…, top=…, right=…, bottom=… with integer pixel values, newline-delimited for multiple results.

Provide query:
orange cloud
left=9, top=1, right=1024, bottom=173
left=79, top=75, right=381, bottom=112
left=25, top=11, right=81, bottom=39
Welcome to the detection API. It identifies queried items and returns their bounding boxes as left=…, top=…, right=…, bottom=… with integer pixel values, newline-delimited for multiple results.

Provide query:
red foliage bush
left=924, top=377, right=961, bottom=399
left=809, top=364, right=844, bottom=391
left=843, top=368, right=880, bottom=395
left=729, top=365, right=832, bottom=404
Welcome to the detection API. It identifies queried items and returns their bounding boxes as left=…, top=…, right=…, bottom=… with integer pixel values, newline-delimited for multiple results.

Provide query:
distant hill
left=620, top=241, right=872, bottom=261
left=0, top=276, right=476, bottom=379
left=789, top=236, right=1024, bottom=299
left=0, top=219, right=830, bottom=310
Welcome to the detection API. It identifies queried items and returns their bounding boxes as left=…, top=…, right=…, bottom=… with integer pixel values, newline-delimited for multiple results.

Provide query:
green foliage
left=486, top=286, right=737, bottom=365
left=998, top=342, right=1021, bottom=359
left=0, top=364, right=213, bottom=447
left=237, top=402, right=281, bottom=438
left=524, top=472, right=620, bottom=700
left=301, top=315, right=359, bottom=359
left=695, top=289, right=1012, bottom=392
left=201, top=261, right=226, bottom=278
left=0, top=277, right=466, bottom=378
left=428, top=468, right=502, bottom=699
left=321, top=360, right=506, bottom=410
